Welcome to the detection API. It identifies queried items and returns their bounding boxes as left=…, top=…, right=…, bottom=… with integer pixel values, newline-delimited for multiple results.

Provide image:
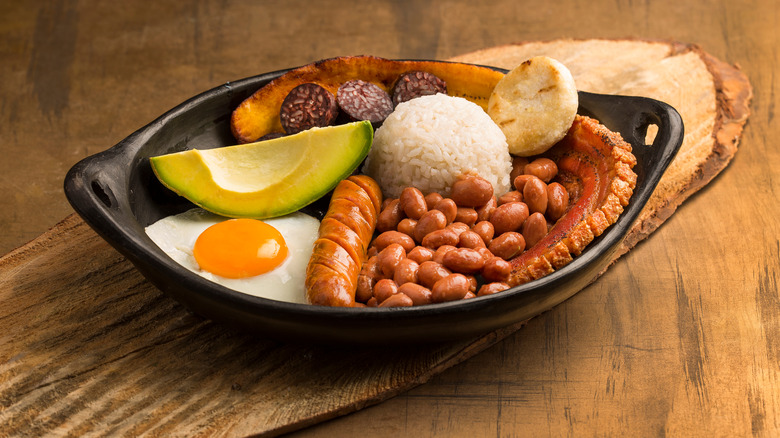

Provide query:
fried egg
left=144, top=208, right=319, bottom=303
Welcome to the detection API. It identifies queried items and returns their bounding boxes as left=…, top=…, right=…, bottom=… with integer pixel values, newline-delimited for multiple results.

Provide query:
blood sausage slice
left=279, top=83, right=338, bottom=134
left=392, top=71, right=447, bottom=106
left=337, top=79, right=393, bottom=125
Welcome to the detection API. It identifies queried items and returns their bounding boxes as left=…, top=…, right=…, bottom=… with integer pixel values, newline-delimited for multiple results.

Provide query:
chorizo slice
left=307, top=238, right=361, bottom=290
left=305, top=263, right=355, bottom=307
left=347, top=174, right=383, bottom=215
left=318, top=217, right=367, bottom=267
left=325, top=198, right=374, bottom=244
left=330, top=178, right=379, bottom=226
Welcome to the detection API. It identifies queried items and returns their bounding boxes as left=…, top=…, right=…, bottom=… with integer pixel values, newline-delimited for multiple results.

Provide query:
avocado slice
left=150, top=121, right=373, bottom=219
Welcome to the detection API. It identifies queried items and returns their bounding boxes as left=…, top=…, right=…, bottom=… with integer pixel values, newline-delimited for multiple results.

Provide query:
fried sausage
left=305, top=175, right=383, bottom=306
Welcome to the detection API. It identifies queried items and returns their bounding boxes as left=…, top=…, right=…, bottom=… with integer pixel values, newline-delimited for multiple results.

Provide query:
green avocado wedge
left=150, top=121, right=373, bottom=219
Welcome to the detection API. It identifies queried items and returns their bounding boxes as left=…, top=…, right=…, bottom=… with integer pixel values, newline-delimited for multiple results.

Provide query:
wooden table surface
left=2, top=1, right=777, bottom=436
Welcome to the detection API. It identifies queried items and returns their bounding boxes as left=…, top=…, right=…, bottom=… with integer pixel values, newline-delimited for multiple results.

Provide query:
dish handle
left=577, top=91, right=684, bottom=181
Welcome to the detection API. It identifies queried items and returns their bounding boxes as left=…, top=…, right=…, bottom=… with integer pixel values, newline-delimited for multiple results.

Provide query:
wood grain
left=0, top=214, right=527, bottom=436
left=4, top=0, right=779, bottom=436
left=0, top=38, right=754, bottom=436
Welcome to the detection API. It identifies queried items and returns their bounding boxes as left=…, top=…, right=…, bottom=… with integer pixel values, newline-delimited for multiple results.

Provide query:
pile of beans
left=356, top=157, right=570, bottom=308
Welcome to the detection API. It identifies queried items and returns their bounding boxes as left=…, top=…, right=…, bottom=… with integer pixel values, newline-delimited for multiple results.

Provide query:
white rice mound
left=362, top=94, right=513, bottom=199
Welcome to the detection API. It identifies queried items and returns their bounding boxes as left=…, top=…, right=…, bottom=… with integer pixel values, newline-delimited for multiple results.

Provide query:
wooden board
left=0, top=39, right=750, bottom=437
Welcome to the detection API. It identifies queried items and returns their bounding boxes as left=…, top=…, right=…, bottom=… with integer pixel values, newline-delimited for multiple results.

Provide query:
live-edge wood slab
left=1, top=214, right=529, bottom=437
left=0, top=212, right=528, bottom=436
left=0, top=39, right=751, bottom=437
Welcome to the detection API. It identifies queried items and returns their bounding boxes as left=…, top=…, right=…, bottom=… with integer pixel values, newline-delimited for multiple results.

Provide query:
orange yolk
left=193, top=218, right=288, bottom=279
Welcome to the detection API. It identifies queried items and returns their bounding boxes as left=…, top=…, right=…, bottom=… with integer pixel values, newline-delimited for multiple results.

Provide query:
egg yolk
left=193, top=218, right=288, bottom=279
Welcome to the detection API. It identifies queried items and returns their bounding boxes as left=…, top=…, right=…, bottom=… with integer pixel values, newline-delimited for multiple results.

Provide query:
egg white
left=144, top=208, right=319, bottom=304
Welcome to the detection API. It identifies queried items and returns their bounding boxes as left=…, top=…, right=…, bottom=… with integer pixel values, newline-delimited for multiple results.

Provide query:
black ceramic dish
left=64, top=61, right=683, bottom=345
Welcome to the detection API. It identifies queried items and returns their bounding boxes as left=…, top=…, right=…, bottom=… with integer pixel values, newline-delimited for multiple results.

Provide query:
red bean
left=481, top=256, right=512, bottom=283
left=513, top=174, right=534, bottom=192
left=432, top=198, right=458, bottom=223
left=490, top=201, right=529, bottom=235
left=407, top=246, right=434, bottom=264
left=442, top=248, right=485, bottom=274
left=373, top=278, right=398, bottom=303
left=476, top=195, right=497, bottom=222
left=498, top=190, right=523, bottom=205
left=546, top=182, right=569, bottom=221
left=432, top=273, right=470, bottom=302
left=398, top=283, right=432, bottom=306
left=376, top=243, right=406, bottom=278
left=378, top=293, right=414, bottom=307
left=522, top=212, right=548, bottom=248
left=450, top=175, right=494, bottom=207
left=477, top=282, right=510, bottom=296
left=356, top=256, right=380, bottom=303
left=424, top=192, right=444, bottom=210
left=432, top=245, right=457, bottom=264
left=510, top=156, right=530, bottom=183
left=397, top=218, right=417, bottom=238
left=524, top=158, right=558, bottom=183
left=466, top=275, right=478, bottom=293
left=399, top=187, right=427, bottom=220
left=477, top=247, right=494, bottom=262
left=393, top=258, right=420, bottom=286
left=455, top=207, right=478, bottom=226
left=458, top=230, right=486, bottom=249
left=446, top=221, right=470, bottom=237
left=421, top=228, right=460, bottom=249
left=523, top=176, right=548, bottom=215
left=361, top=156, right=569, bottom=307
left=373, top=230, right=415, bottom=253
left=356, top=275, right=374, bottom=303
left=381, top=197, right=394, bottom=212
left=377, top=199, right=404, bottom=232
left=488, top=232, right=526, bottom=260
left=414, top=209, right=447, bottom=242
left=418, top=261, right=452, bottom=289
left=472, top=221, right=495, bottom=245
